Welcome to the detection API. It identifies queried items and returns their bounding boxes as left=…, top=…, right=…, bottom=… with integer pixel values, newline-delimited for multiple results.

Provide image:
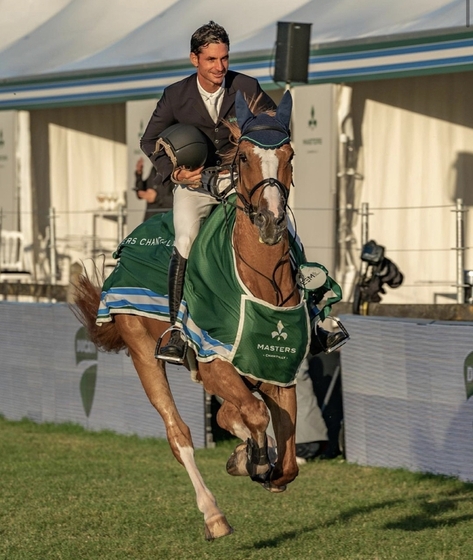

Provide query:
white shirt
left=197, top=79, right=225, bottom=123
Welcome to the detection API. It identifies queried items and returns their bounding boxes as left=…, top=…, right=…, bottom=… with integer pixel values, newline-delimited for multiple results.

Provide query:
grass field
left=1, top=417, right=473, bottom=560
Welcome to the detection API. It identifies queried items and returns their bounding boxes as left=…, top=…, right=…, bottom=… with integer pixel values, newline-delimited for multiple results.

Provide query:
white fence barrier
left=340, top=315, right=473, bottom=482
left=0, top=302, right=205, bottom=447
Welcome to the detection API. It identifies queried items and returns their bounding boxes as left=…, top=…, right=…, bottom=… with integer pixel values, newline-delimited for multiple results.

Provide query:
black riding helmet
left=155, top=123, right=208, bottom=170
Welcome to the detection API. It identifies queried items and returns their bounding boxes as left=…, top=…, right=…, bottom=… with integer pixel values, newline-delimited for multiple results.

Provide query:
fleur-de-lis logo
left=308, top=107, right=317, bottom=129
left=138, top=119, right=145, bottom=139
left=271, top=320, right=288, bottom=340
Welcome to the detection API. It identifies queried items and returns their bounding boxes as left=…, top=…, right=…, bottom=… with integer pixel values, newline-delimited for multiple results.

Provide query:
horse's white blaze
left=177, top=443, right=223, bottom=521
left=254, top=146, right=281, bottom=215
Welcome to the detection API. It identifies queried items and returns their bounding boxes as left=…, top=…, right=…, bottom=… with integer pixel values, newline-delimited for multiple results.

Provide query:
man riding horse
left=140, top=20, right=347, bottom=364
left=75, top=69, right=349, bottom=540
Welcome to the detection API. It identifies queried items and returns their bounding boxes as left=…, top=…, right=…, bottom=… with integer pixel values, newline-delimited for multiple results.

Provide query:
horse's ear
left=276, top=90, right=293, bottom=130
left=235, top=90, right=254, bottom=132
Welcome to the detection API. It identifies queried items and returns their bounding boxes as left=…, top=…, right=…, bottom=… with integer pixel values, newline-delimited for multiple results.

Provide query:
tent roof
left=1, top=0, right=472, bottom=109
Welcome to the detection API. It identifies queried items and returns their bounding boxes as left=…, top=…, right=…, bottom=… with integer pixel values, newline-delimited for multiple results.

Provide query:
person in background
left=294, top=358, right=329, bottom=464
left=134, top=157, right=173, bottom=222
left=254, top=356, right=329, bottom=465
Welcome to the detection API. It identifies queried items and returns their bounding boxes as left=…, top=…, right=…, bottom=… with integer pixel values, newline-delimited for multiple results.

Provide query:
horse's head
left=231, top=90, right=294, bottom=246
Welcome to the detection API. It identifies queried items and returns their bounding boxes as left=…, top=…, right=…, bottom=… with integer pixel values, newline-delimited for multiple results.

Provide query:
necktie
left=208, top=96, right=219, bottom=122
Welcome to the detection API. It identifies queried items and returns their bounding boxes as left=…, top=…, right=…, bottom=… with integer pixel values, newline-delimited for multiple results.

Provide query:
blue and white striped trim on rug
left=97, top=286, right=233, bottom=362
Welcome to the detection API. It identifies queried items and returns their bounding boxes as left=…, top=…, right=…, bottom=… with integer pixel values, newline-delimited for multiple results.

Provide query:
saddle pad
left=96, top=210, right=174, bottom=323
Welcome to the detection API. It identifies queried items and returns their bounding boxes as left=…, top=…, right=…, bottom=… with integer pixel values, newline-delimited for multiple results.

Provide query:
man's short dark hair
left=190, top=21, right=230, bottom=55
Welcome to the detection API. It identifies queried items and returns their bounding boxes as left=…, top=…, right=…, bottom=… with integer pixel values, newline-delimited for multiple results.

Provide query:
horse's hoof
left=204, top=514, right=234, bottom=540
left=261, top=481, right=287, bottom=493
left=226, top=440, right=273, bottom=479
left=226, top=442, right=248, bottom=476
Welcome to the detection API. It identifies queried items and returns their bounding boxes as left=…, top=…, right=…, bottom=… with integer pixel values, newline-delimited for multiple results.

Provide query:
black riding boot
left=155, top=248, right=188, bottom=363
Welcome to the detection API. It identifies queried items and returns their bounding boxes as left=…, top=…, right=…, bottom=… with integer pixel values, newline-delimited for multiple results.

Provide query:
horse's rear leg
left=114, top=315, right=232, bottom=540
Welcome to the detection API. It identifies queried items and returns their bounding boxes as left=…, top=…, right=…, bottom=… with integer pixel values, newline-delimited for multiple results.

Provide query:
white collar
left=196, top=79, right=225, bottom=101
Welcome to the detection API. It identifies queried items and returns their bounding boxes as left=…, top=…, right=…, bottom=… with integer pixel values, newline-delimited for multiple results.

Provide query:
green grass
left=1, top=417, right=473, bottom=560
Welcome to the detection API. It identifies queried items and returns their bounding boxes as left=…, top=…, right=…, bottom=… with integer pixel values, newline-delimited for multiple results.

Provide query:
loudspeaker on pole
left=274, top=22, right=312, bottom=84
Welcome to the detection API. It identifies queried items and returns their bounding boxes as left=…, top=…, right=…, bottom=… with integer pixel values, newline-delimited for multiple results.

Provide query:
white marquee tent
left=1, top=0, right=473, bottom=304
left=0, top=0, right=471, bottom=107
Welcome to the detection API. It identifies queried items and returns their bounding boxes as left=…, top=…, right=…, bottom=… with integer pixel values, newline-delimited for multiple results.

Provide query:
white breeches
left=172, top=175, right=233, bottom=258
left=172, top=186, right=220, bottom=258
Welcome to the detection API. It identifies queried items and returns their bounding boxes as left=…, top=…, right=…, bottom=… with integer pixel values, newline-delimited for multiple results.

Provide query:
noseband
left=216, top=147, right=290, bottom=224
left=235, top=175, right=289, bottom=224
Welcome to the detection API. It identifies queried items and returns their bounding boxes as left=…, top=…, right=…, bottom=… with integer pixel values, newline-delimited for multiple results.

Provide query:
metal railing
left=358, top=198, right=469, bottom=304
left=0, top=201, right=471, bottom=304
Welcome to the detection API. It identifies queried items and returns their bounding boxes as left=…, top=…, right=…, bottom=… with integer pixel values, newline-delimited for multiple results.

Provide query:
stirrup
left=315, top=316, right=350, bottom=354
left=155, top=326, right=188, bottom=364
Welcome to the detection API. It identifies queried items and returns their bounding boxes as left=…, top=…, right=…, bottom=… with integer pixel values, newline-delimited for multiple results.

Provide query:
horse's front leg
left=216, top=400, right=278, bottom=466
left=199, top=360, right=272, bottom=481
left=114, top=316, right=233, bottom=540
left=260, top=383, right=299, bottom=490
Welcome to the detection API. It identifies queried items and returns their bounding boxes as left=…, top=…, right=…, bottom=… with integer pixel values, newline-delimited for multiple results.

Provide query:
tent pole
left=49, top=207, right=57, bottom=288
left=455, top=198, right=466, bottom=304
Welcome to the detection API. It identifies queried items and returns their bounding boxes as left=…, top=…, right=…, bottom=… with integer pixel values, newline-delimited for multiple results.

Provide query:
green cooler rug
left=97, top=198, right=339, bottom=387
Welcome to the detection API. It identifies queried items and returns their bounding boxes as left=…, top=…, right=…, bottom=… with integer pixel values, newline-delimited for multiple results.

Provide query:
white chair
left=0, top=230, right=31, bottom=282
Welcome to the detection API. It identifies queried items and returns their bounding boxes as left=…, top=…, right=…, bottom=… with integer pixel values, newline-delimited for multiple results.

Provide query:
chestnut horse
left=73, top=91, right=306, bottom=540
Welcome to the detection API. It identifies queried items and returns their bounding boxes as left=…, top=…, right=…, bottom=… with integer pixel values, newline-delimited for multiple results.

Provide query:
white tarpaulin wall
left=16, top=72, right=473, bottom=301
left=0, top=110, right=34, bottom=277
left=28, top=103, right=127, bottom=279
left=341, top=71, right=473, bottom=304
left=0, top=111, right=32, bottom=235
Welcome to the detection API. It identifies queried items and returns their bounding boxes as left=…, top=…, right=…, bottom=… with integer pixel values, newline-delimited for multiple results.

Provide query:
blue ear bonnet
left=240, top=113, right=290, bottom=149
left=235, top=90, right=292, bottom=149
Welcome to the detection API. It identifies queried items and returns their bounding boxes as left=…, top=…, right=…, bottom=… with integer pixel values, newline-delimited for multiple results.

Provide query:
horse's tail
left=71, top=270, right=127, bottom=353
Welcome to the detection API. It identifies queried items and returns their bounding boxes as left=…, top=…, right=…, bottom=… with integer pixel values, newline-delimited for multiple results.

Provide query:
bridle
left=216, top=139, right=291, bottom=223
left=236, top=175, right=289, bottom=226
left=213, top=131, right=297, bottom=307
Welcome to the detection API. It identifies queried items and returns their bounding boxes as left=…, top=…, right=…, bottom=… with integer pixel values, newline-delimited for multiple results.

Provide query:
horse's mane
left=221, top=93, right=276, bottom=165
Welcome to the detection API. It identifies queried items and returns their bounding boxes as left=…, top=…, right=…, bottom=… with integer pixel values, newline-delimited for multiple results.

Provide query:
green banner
left=75, top=326, right=97, bottom=364
left=464, top=352, right=473, bottom=401
left=75, top=327, right=98, bottom=417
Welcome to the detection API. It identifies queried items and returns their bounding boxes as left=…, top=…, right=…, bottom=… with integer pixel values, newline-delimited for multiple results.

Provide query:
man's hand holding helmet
left=172, top=165, right=204, bottom=187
